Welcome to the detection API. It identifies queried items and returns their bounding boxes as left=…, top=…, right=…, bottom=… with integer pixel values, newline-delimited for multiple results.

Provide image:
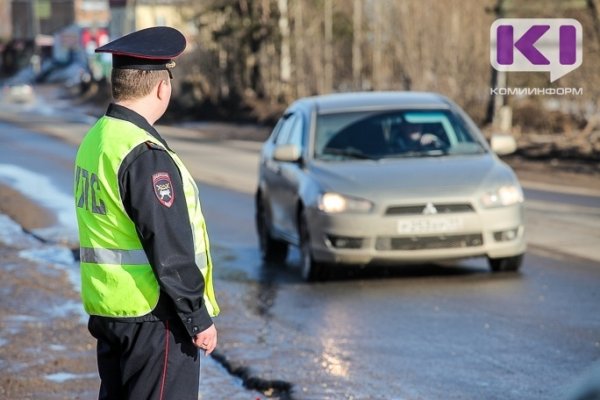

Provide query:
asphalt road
left=0, top=117, right=599, bottom=399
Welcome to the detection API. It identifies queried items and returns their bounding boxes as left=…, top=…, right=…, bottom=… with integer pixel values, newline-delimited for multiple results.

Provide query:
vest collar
left=106, top=103, right=172, bottom=151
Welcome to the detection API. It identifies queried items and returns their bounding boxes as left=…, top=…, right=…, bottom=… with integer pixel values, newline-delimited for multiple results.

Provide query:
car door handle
left=265, top=160, right=281, bottom=174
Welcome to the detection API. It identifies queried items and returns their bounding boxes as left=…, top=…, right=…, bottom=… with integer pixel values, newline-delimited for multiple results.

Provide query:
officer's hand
left=193, top=323, right=217, bottom=355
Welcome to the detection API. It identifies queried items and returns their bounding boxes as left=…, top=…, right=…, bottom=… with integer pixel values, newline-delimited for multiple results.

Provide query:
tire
left=256, top=196, right=288, bottom=264
left=298, top=209, right=324, bottom=282
left=488, top=254, right=524, bottom=272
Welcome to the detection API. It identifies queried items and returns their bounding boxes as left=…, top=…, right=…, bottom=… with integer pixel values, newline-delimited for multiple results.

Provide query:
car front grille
left=385, top=203, right=474, bottom=215
left=375, top=233, right=483, bottom=251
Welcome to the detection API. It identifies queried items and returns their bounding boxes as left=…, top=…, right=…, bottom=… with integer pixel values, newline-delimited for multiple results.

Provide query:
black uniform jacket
left=106, top=104, right=213, bottom=337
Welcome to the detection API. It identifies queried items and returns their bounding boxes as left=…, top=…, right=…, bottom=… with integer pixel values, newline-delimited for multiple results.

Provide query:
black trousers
left=88, top=316, right=200, bottom=400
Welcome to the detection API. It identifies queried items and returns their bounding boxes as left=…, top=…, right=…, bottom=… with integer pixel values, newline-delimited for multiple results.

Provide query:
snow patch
left=0, top=214, right=38, bottom=247
left=19, top=246, right=79, bottom=290
left=0, top=164, right=77, bottom=237
left=45, top=372, right=96, bottom=383
left=18, top=246, right=86, bottom=323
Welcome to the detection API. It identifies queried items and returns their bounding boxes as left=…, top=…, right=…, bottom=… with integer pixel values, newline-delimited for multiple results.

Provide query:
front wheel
left=299, top=209, right=324, bottom=282
left=488, top=254, right=524, bottom=272
left=256, top=196, right=288, bottom=264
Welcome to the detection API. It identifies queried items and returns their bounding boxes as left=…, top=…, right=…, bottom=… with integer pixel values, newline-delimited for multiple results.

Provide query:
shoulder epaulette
left=145, top=141, right=165, bottom=150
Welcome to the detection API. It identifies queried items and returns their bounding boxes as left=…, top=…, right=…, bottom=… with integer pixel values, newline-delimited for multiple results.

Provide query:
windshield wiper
left=321, top=148, right=379, bottom=160
left=385, top=149, right=448, bottom=158
left=386, top=145, right=489, bottom=158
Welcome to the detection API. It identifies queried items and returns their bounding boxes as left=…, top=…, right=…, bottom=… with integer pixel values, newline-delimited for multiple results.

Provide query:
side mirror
left=273, top=144, right=301, bottom=162
left=490, top=134, right=517, bottom=156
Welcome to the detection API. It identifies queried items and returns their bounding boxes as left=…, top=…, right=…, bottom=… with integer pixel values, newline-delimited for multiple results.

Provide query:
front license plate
left=397, top=217, right=464, bottom=234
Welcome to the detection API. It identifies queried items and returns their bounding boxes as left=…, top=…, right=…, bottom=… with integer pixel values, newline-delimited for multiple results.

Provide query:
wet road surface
left=0, top=119, right=599, bottom=399
left=203, top=183, right=600, bottom=399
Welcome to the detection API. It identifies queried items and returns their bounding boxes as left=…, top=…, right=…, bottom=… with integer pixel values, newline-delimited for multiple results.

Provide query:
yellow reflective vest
left=74, top=115, right=219, bottom=318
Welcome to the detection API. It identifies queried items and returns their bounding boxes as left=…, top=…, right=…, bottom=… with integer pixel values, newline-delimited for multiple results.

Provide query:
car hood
left=308, top=154, right=516, bottom=201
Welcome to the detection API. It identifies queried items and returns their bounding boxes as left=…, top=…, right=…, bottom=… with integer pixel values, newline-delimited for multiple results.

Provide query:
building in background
left=0, top=0, right=11, bottom=40
left=9, top=0, right=109, bottom=39
left=2, top=0, right=192, bottom=79
left=1, top=0, right=110, bottom=78
left=108, top=0, right=192, bottom=38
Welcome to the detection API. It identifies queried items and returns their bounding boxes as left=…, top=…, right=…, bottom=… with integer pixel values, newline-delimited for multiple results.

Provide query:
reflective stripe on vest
left=80, top=247, right=208, bottom=268
left=80, top=247, right=149, bottom=265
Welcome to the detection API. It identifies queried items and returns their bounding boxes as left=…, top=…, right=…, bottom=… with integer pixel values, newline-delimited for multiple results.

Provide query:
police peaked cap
left=95, top=26, right=186, bottom=72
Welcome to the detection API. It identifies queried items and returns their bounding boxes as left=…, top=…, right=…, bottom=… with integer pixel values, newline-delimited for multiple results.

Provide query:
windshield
left=314, top=109, right=486, bottom=161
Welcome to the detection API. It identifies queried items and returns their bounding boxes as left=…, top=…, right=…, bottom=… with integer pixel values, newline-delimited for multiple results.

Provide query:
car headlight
left=480, top=185, right=524, bottom=208
left=318, top=192, right=374, bottom=213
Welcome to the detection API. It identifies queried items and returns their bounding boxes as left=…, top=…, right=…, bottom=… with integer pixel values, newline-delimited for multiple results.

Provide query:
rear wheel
left=488, top=254, right=524, bottom=272
left=299, top=209, right=324, bottom=281
left=256, top=196, right=288, bottom=264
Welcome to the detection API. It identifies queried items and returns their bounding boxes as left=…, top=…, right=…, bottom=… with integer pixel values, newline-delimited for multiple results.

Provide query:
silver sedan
left=255, top=92, right=525, bottom=281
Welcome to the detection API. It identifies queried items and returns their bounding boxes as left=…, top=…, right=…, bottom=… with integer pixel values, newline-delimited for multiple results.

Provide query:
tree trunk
left=588, top=0, right=600, bottom=39
left=372, top=0, right=383, bottom=90
left=352, top=0, right=363, bottom=90
left=324, top=0, right=334, bottom=92
left=294, top=0, right=306, bottom=97
left=485, top=0, right=507, bottom=125
left=277, top=0, right=292, bottom=101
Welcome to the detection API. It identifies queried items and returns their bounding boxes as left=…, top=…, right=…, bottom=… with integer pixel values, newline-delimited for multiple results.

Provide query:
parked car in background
left=255, top=92, right=526, bottom=281
left=1, top=82, right=35, bottom=103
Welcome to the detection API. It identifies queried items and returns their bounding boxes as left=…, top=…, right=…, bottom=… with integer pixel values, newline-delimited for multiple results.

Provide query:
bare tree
left=371, top=0, right=383, bottom=90
left=352, top=0, right=362, bottom=90
left=178, top=0, right=598, bottom=132
left=277, top=0, right=292, bottom=100
left=293, top=0, right=307, bottom=97
left=324, top=0, right=334, bottom=93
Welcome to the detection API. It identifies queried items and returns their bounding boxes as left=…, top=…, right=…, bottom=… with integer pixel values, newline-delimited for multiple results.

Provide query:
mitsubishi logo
left=423, top=202, right=438, bottom=215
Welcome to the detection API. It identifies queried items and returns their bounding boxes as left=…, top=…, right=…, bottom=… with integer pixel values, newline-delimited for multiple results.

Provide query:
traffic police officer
left=73, top=26, right=219, bottom=400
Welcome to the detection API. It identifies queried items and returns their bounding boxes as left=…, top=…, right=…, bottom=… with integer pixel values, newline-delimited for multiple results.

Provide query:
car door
left=263, top=113, right=297, bottom=237
left=276, top=112, right=306, bottom=240
left=261, top=116, right=285, bottom=197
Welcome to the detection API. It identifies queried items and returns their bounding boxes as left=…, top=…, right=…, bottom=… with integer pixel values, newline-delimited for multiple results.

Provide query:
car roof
left=291, top=91, right=453, bottom=114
